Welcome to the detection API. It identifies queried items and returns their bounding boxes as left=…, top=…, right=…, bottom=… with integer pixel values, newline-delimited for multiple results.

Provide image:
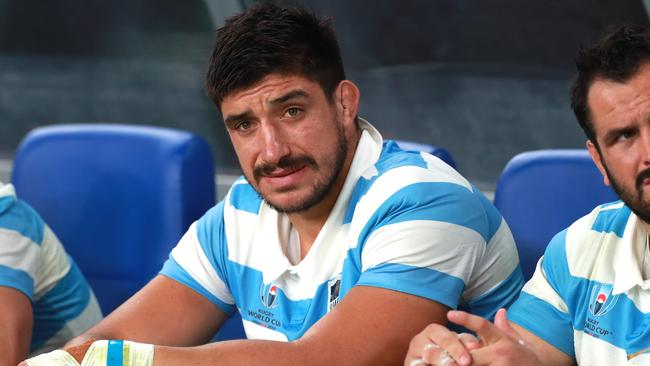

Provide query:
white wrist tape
left=25, top=349, right=80, bottom=366
left=81, top=340, right=154, bottom=366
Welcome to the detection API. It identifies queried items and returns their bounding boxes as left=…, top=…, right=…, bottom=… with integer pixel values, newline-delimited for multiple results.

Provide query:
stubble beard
left=249, top=126, right=349, bottom=214
left=602, top=158, right=650, bottom=223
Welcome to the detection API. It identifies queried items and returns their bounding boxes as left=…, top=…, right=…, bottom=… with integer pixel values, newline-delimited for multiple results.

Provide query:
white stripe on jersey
left=349, top=165, right=473, bottom=251
left=421, top=152, right=472, bottom=190
left=0, top=228, right=41, bottom=282
left=34, top=226, right=72, bottom=297
left=361, top=220, right=484, bottom=277
left=574, top=330, right=629, bottom=366
left=521, top=259, right=570, bottom=313
left=242, top=319, right=288, bottom=341
left=463, top=219, right=520, bottom=299
left=170, top=222, right=234, bottom=305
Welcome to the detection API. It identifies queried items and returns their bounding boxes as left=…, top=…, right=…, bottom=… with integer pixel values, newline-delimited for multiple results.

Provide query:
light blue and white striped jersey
left=0, top=183, right=102, bottom=356
left=509, top=201, right=650, bottom=365
left=161, top=120, right=523, bottom=341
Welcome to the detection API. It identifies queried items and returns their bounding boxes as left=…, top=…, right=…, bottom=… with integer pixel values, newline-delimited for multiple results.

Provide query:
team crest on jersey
left=328, top=274, right=342, bottom=311
left=588, top=283, right=618, bottom=317
left=260, top=282, right=280, bottom=309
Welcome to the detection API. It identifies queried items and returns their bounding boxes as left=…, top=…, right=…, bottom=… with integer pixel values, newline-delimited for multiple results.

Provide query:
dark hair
left=206, top=2, right=345, bottom=107
left=571, top=25, right=650, bottom=145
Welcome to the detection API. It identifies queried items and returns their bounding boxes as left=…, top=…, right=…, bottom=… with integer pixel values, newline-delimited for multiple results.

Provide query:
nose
left=259, top=121, right=290, bottom=165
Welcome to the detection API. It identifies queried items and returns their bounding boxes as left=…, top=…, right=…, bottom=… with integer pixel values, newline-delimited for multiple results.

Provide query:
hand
left=404, top=323, right=481, bottom=366
left=447, top=308, right=542, bottom=366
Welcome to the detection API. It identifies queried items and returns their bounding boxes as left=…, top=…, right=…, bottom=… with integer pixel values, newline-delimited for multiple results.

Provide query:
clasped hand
left=404, top=308, right=542, bottom=366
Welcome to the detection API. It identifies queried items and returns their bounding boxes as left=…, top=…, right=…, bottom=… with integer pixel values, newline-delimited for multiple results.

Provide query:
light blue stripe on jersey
left=344, top=141, right=428, bottom=224
left=160, top=257, right=236, bottom=316
left=462, top=266, right=525, bottom=320
left=229, top=180, right=263, bottom=214
left=473, top=187, right=504, bottom=243
left=509, top=291, right=575, bottom=356
left=357, top=262, right=465, bottom=308
left=591, top=204, right=631, bottom=238
left=107, top=340, right=123, bottom=366
left=376, top=141, right=429, bottom=171
left=509, top=228, right=575, bottom=356
left=0, top=196, right=44, bottom=246
left=355, top=182, right=492, bottom=249
left=511, top=223, right=650, bottom=357
left=30, top=259, right=91, bottom=351
left=0, top=264, right=34, bottom=298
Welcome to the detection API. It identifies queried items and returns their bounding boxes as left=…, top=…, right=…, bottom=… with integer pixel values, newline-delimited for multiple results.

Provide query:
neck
left=288, top=127, right=361, bottom=259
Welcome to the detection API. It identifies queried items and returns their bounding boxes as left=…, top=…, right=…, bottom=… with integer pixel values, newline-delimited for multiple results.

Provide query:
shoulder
left=347, top=142, right=498, bottom=242
left=542, top=201, right=628, bottom=281
left=0, top=187, right=45, bottom=246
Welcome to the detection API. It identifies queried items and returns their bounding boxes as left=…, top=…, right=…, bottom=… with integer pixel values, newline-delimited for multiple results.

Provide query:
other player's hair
left=571, top=25, right=650, bottom=146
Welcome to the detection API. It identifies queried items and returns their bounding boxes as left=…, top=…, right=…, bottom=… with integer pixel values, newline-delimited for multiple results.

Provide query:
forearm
left=0, top=330, right=28, bottom=366
left=153, top=340, right=308, bottom=366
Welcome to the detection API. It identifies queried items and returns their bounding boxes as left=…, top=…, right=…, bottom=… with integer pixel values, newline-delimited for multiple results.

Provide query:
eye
left=616, top=129, right=635, bottom=142
left=285, top=107, right=302, bottom=118
left=236, top=121, right=251, bottom=131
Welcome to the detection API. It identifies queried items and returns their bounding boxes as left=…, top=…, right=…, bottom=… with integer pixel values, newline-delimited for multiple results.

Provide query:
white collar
left=0, top=181, right=15, bottom=199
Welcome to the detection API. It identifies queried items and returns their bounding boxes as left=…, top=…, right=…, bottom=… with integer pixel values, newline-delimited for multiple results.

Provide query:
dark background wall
left=0, top=0, right=648, bottom=188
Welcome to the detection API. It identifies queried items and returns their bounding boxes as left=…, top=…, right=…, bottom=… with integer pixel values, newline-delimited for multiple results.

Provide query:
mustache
left=636, top=168, right=650, bottom=192
left=253, top=155, right=317, bottom=181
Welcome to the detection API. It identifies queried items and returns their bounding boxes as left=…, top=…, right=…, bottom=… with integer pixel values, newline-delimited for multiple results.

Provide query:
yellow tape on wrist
left=25, top=349, right=80, bottom=366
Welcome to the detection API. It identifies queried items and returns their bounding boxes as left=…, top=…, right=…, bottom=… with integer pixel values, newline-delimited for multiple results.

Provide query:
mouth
left=259, top=165, right=307, bottom=190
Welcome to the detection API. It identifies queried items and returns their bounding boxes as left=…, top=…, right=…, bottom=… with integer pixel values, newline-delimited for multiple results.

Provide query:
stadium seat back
left=12, top=124, right=215, bottom=314
left=494, top=149, right=618, bottom=280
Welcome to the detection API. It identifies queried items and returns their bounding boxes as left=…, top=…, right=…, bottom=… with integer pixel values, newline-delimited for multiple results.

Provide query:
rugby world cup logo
left=589, top=283, right=618, bottom=317
left=260, top=282, right=280, bottom=309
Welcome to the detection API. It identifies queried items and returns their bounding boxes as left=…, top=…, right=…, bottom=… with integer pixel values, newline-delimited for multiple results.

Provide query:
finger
left=420, top=344, right=459, bottom=366
left=457, top=333, right=481, bottom=351
left=447, top=310, right=502, bottom=345
left=493, top=309, right=526, bottom=345
left=417, top=324, right=472, bottom=366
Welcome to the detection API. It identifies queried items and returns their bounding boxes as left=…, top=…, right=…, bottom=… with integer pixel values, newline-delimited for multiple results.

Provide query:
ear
left=587, top=140, right=611, bottom=186
left=334, top=80, right=360, bottom=125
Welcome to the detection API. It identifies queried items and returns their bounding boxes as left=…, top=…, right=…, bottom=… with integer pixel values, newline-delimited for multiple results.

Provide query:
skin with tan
left=24, top=74, right=449, bottom=366
left=0, top=287, right=32, bottom=366
left=404, top=64, right=650, bottom=366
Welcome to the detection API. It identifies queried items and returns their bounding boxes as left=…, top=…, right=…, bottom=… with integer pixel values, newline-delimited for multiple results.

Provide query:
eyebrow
left=223, top=89, right=310, bottom=127
left=269, top=89, right=309, bottom=105
left=224, top=110, right=253, bottom=127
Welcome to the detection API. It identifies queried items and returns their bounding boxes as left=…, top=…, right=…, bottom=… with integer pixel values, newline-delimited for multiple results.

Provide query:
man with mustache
left=24, top=3, right=523, bottom=365
left=404, top=25, right=650, bottom=366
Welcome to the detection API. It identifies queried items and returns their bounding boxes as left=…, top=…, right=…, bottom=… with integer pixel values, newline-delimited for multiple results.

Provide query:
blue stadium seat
left=395, top=140, right=457, bottom=169
left=494, top=149, right=618, bottom=280
left=11, top=124, right=216, bottom=315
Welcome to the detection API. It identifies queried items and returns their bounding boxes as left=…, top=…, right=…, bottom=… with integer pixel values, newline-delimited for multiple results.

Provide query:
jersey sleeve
left=354, top=177, right=497, bottom=310
left=0, top=194, right=44, bottom=300
left=160, top=201, right=237, bottom=316
left=508, top=228, right=575, bottom=357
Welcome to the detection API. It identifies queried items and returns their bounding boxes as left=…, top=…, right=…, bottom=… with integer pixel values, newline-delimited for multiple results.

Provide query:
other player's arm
left=0, top=286, right=33, bottom=366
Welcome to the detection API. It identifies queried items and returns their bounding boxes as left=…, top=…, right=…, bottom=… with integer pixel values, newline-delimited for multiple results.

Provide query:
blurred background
left=0, top=0, right=648, bottom=198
